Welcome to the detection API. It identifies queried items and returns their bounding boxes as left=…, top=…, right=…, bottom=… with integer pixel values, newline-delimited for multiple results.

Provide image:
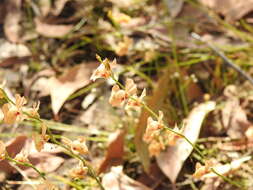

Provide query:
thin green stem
left=164, top=127, right=205, bottom=160
left=210, top=168, right=245, bottom=189
left=6, top=155, right=46, bottom=180
left=47, top=129, right=105, bottom=190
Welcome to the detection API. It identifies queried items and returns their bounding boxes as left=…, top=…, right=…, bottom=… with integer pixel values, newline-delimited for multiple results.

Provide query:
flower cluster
left=62, top=136, right=89, bottom=155
left=91, top=56, right=182, bottom=157
left=91, top=58, right=146, bottom=108
left=193, top=160, right=214, bottom=179
left=69, top=161, right=88, bottom=179
left=33, top=122, right=50, bottom=152
left=90, top=57, right=117, bottom=81
left=14, top=151, right=30, bottom=164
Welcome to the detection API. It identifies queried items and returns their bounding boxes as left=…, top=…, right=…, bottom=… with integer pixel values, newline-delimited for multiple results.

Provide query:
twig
left=191, top=32, right=253, bottom=85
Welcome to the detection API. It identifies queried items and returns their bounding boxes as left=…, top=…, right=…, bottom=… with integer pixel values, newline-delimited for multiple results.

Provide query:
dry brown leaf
left=49, top=63, right=94, bottom=115
left=51, top=0, right=70, bottom=16
left=165, top=0, right=184, bottom=18
left=4, top=0, right=22, bottom=43
left=39, top=0, right=51, bottom=17
left=34, top=18, right=73, bottom=38
left=199, top=0, right=253, bottom=21
left=25, top=152, right=64, bottom=177
left=157, top=101, right=216, bottom=183
left=98, top=130, right=125, bottom=174
left=0, top=2, right=6, bottom=24
left=102, top=166, right=152, bottom=190
left=0, top=136, right=64, bottom=176
left=134, top=69, right=171, bottom=172
left=221, top=85, right=250, bottom=138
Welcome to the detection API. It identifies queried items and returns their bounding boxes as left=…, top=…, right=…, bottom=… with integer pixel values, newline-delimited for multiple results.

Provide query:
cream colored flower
left=0, top=141, right=6, bottom=161
left=33, top=123, right=49, bottom=152
left=69, top=161, right=88, bottom=179
left=14, top=151, right=30, bottom=163
left=148, top=137, right=165, bottom=157
left=62, top=137, right=88, bottom=155
left=127, top=88, right=146, bottom=107
left=193, top=161, right=214, bottom=179
left=143, top=111, right=164, bottom=143
left=2, top=94, right=27, bottom=124
left=90, top=58, right=117, bottom=81
left=109, top=85, right=127, bottom=107
left=125, top=78, right=137, bottom=97
left=25, top=101, right=40, bottom=118
left=116, top=36, right=133, bottom=56
left=167, top=125, right=182, bottom=146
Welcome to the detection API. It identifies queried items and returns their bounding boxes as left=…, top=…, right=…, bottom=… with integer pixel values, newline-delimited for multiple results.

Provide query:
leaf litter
left=1, top=0, right=253, bottom=189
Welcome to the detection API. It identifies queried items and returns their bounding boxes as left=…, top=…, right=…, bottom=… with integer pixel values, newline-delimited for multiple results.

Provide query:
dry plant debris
left=1, top=0, right=253, bottom=189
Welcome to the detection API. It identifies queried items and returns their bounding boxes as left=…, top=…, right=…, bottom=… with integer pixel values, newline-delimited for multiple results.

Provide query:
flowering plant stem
left=0, top=90, right=105, bottom=190
left=46, top=128, right=105, bottom=190
left=110, top=76, right=245, bottom=189
left=6, top=155, right=46, bottom=180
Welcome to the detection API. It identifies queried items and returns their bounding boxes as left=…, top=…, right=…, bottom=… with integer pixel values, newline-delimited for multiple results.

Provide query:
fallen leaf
left=98, top=130, right=125, bottom=174
left=221, top=85, right=250, bottom=138
left=0, top=136, right=28, bottom=173
left=25, top=152, right=64, bottom=177
left=202, top=156, right=251, bottom=179
left=102, top=166, right=152, bottom=190
left=157, top=101, right=216, bottom=183
left=51, top=0, right=70, bottom=16
left=134, top=69, right=171, bottom=172
left=34, top=18, right=73, bottom=38
left=0, top=2, right=6, bottom=24
left=0, top=39, right=31, bottom=61
left=39, top=0, right=51, bottom=17
left=49, top=63, right=94, bottom=115
left=199, top=0, right=253, bottom=21
left=4, top=0, right=22, bottom=43
left=0, top=136, right=64, bottom=176
left=165, top=0, right=184, bottom=18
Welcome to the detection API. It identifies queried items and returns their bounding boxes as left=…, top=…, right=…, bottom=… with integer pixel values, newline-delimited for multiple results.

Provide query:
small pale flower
left=148, top=138, right=165, bottom=157
left=116, top=36, right=133, bottom=56
left=14, top=151, right=30, bottom=163
left=167, top=125, right=182, bottom=146
left=0, top=141, right=6, bottom=161
left=62, top=137, right=89, bottom=155
left=26, top=101, right=40, bottom=118
left=125, top=78, right=137, bottom=97
left=2, top=94, right=27, bottom=124
left=33, top=123, right=49, bottom=152
left=127, top=88, right=146, bottom=107
left=143, top=111, right=164, bottom=143
left=193, top=161, right=214, bottom=179
left=90, top=58, right=117, bottom=81
left=69, top=161, right=88, bottom=179
left=109, top=85, right=127, bottom=107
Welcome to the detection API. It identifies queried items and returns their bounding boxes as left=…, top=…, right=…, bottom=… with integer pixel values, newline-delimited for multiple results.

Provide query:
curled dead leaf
left=102, top=166, right=152, bottom=190
left=4, top=0, right=22, bottom=43
left=199, top=0, right=253, bottom=21
left=98, top=130, right=125, bottom=174
left=157, top=101, right=216, bottom=183
left=49, top=63, right=95, bottom=115
left=34, top=18, right=73, bottom=38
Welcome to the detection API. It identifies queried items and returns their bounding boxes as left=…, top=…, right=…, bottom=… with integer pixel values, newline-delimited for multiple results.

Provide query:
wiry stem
left=6, top=155, right=46, bottom=180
